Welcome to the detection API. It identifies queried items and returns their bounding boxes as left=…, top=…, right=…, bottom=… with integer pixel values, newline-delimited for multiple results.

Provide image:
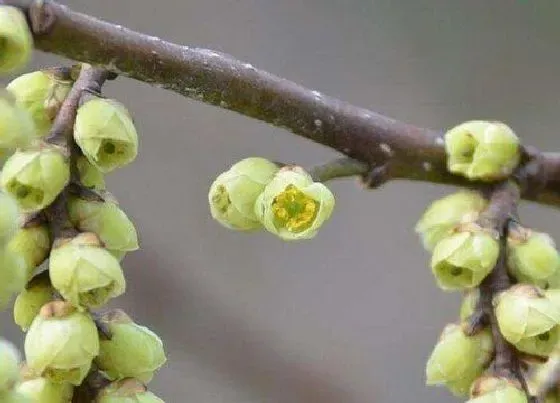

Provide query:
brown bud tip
left=75, top=231, right=103, bottom=247
left=99, top=309, right=133, bottom=325
left=113, top=378, right=148, bottom=396
left=509, top=283, right=544, bottom=299
left=39, top=300, right=75, bottom=318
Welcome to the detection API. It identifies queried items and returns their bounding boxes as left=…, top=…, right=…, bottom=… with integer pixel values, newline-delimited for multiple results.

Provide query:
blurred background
left=2, top=0, right=560, bottom=402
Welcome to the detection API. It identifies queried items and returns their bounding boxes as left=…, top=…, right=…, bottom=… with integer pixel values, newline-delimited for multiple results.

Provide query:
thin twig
left=475, top=181, right=529, bottom=394
left=3, top=0, right=560, bottom=207
left=308, top=158, right=369, bottom=183
left=42, top=64, right=111, bottom=239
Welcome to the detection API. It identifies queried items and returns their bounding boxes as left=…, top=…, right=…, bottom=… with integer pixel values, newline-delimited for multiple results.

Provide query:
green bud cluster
left=209, top=158, right=335, bottom=240
left=0, top=64, right=165, bottom=401
left=417, top=182, right=560, bottom=400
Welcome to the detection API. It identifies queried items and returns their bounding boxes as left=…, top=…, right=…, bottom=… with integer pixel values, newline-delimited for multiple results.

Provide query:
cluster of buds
left=416, top=120, right=560, bottom=401
left=0, top=9, right=165, bottom=401
left=208, top=158, right=335, bottom=240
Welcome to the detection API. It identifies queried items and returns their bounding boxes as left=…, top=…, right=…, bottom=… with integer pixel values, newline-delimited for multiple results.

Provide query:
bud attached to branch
left=49, top=232, right=126, bottom=309
left=209, top=157, right=279, bottom=231
left=74, top=98, right=138, bottom=173
left=495, top=284, right=560, bottom=356
left=7, top=71, right=73, bottom=137
left=444, top=120, right=520, bottom=181
left=255, top=166, right=335, bottom=240
left=415, top=190, right=487, bottom=251
left=13, top=277, right=54, bottom=332
left=430, top=225, right=499, bottom=290
left=0, top=145, right=70, bottom=212
left=68, top=197, right=138, bottom=258
left=24, top=301, right=99, bottom=385
left=0, top=6, right=33, bottom=74
left=7, top=224, right=51, bottom=280
left=96, top=310, right=167, bottom=383
left=507, top=227, right=560, bottom=282
left=426, top=323, right=493, bottom=396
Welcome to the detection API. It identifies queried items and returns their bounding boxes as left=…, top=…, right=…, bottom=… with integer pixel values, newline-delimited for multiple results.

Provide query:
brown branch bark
left=474, top=181, right=530, bottom=396
left=2, top=0, right=560, bottom=206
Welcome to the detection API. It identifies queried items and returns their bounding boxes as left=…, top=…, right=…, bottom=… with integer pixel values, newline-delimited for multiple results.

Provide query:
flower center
left=16, top=184, right=30, bottom=199
left=272, top=185, right=319, bottom=233
left=458, top=133, right=477, bottom=162
left=450, top=267, right=463, bottom=277
left=212, top=185, right=230, bottom=215
left=538, top=332, right=551, bottom=342
left=79, top=286, right=113, bottom=307
left=103, top=141, right=116, bottom=154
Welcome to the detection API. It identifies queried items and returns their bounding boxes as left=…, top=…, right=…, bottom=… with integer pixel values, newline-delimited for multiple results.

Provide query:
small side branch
left=475, top=182, right=528, bottom=391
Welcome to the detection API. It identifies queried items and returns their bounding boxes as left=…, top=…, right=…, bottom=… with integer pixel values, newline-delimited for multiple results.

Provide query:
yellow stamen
left=271, top=185, right=319, bottom=233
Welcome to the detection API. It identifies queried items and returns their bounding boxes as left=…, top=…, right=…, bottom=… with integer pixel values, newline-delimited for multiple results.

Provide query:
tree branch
left=474, top=182, right=530, bottom=395
left=3, top=0, right=560, bottom=207
left=43, top=64, right=110, bottom=240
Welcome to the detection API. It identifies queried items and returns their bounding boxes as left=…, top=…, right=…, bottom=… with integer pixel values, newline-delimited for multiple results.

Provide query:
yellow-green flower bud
left=74, top=98, right=138, bottom=173
left=445, top=120, right=521, bottom=181
left=96, top=310, right=166, bottom=383
left=49, top=232, right=126, bottom=309
left=0, top=246, right=26, bottom=307
left=13, top=277, right=54, bottom=331
left=7, top=71, right=72, bottom=137
left=0, top=191, right=19, bottom=243
left=76, top=156, right=105, bottom=190
left=254, top=166, right=335, bottom=241
left=0, top=6, right=33, bottom=74
left=96, top=379, right=164, bottom=403
left=430, top=226, right=499, bottom=291
left=507, top=228, right=560, bottom=282
left=426, top=324, right=493, bottom=389
left=0, top=90, right=35, bottom=152
left=495, top=284, right=560, bottom=356
left=209, top=157, right=279, bottom=231
left=0, top=146, right=70, bottom=212
left=7, top=224, right=50, bottom=280
left=68, top=197, right=138, bottom=256
left=460, top=289, right=480, bottom=322
left=415, top=191, right=487, bottom=251
left=0, top=339, right=21, bottom=392
left=16, top=373, right=73, bottom=403
left=468, top=376, right=527, bottom=403
left=24, top=301, right=99, bottom=385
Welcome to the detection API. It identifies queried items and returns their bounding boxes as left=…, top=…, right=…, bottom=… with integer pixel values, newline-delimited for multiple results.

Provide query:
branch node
left=360, top=163, right=391, bottom=189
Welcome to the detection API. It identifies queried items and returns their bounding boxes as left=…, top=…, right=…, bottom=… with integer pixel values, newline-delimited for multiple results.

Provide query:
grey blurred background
left=2, top=0, right=560, bottom=402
